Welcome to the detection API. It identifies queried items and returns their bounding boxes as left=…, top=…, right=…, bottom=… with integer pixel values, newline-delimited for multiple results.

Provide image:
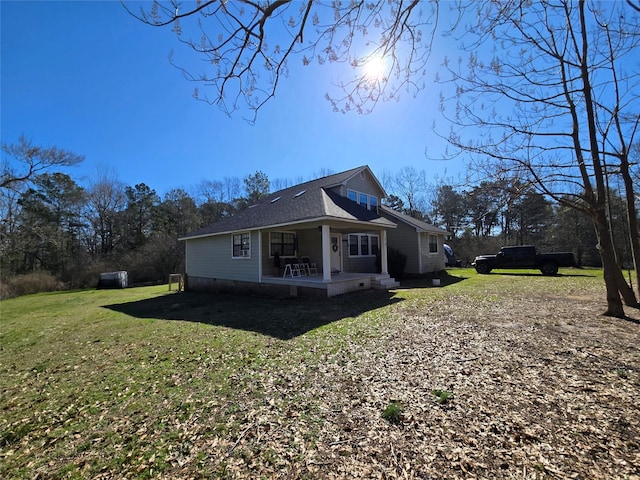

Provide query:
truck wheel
left=540, top=262, right=558, bottom=276
left=475, top=263, right=491, bottom=274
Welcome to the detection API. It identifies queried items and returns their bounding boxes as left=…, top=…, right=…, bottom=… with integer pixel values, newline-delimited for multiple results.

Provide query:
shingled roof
left=180, top=166, right=396, bottom=240
left=380, top=205, right=449, bottom=235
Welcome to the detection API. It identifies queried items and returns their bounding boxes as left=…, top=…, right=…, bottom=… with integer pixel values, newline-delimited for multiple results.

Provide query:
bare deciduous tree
left=123, top=0, right=438, bottom=120
left=86, top=168, right=126, bottom=256
left=1, top=135, right=84, bottom=191
left=439, top=0, right=639, bottom=317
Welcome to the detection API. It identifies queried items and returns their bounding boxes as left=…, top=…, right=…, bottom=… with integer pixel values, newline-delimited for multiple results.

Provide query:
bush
left=375, top=247, right=408, bottom=279
left=0, top=272, right=64, bottom=300
left=387, top=248, right=408, bottom=279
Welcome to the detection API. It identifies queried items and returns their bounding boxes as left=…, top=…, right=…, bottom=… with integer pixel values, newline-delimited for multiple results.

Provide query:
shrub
left=387, top=248, right=407, bottom=279
left=0, top=272, right=64, bottom=300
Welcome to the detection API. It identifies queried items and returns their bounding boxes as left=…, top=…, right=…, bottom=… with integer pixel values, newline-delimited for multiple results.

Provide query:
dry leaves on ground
left=168, top=290, right=639, bottom=479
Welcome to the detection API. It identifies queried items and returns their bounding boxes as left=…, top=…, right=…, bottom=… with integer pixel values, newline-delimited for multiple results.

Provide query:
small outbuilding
left=97, top=271, right=128, bottom=289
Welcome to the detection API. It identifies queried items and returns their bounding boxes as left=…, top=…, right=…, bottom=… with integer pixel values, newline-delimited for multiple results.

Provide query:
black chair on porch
left=301, top=257, right=318, bottom=276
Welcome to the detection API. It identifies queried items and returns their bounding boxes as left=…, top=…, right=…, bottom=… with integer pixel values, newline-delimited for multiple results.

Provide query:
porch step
left=371, top=274, right=400, bottom=290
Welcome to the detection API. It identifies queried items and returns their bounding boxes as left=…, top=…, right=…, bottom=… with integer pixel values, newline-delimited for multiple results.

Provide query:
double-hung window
left=270, top=232, right=296, bottom=257
left=348, top=233, right=380, bottom=257
left=232, top=232, right=251, bottom=258
left=428, top=234, right=438, bottom=253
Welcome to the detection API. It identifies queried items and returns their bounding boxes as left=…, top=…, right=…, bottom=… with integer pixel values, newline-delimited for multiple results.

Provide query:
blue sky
left=1, top=0, right=464, bottom=198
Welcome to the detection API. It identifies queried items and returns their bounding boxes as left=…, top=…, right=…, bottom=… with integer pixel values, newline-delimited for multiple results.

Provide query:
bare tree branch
left=1, top=135, right=84, bottom=191
left=123, top=0, right=439, bottom=120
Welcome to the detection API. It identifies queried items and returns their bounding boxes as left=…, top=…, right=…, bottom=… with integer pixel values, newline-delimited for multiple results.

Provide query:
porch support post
left=381, top=229, right=389, bottom=275
left=322, top=224, right=331, bottom=281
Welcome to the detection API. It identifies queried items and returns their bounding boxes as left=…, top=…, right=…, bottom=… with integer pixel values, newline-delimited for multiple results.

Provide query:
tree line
left=0, top=138, right=275, bottom=296
left=2, top=137, right=627, bottom=299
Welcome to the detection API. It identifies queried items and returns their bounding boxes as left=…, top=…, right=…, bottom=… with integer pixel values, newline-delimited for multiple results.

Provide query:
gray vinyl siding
left=344, top=170, right=385, bottom=198
left=343, top=255, right=377, bottom=273
left=342, top=233, right=379, bottom=273
left=420, top=233, right=446, bottom=272
left=385, top=220, right=420, bottom=274
left=186, top=231, right=260, bottom=282
left=329, top=170, right=385, bottom=201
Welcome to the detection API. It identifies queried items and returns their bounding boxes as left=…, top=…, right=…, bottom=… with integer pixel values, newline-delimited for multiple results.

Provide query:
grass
left=2, top=267, right=632, bottom=479
left=381, top=401, right=404, bottom=423
left=431, top=389, right=454, bottom=404
left=0, top=283, right=402, bottom=478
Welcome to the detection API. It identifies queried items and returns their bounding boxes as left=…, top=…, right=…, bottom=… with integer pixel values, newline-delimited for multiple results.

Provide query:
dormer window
left=347, top=189, right=378, bottom=210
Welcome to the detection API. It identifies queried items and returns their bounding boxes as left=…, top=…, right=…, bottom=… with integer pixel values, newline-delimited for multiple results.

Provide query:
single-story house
left=380, top=206, right=449, bottom=275
left=179, top=166, right=445, bottom=297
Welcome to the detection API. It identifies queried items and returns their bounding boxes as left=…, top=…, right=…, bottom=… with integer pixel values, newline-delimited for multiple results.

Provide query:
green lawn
left=1, top=268, right=638, bottom=479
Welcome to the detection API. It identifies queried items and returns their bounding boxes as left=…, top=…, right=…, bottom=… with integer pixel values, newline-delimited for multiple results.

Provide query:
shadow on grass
left=485, top=271, right=596, bottom=277
left=395, top=272, right=468, bottom=290
left=103, top=289, right=403, bottom=340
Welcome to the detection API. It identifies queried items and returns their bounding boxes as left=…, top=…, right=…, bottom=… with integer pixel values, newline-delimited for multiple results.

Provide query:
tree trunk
left=615, top=269, right=639, bottom=308
left=593, top=209, right=626, bottom=318
left=619, top=156, right=640, bottom=299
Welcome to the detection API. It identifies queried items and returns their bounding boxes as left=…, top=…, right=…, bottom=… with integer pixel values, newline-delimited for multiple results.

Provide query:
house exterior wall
left=343, top=254, right=378, bottom=273
left=298, top=229, right=323, bottom=268
left=345, top=170, right=381, bottom=196
left=381, top=210, right=448, bottom=275
left=341, top=233, right=379, bottom=273
left=186, top=231, right=260, bottom=282
left=330, top=170, right=385, bottom=203
left=385, top=219, right=421, bottom=274
left=419, top=232, right=446, bottom=273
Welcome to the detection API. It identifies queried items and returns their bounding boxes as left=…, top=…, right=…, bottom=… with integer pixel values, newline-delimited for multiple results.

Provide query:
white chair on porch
left=283, top=258, right=304, bottom=277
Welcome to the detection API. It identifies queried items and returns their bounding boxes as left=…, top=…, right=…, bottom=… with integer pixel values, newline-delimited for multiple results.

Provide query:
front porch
left=260, top=272, right=400, bottom=297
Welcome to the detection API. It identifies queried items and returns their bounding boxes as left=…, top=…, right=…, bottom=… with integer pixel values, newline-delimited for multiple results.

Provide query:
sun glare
left=362, top=56, right=386, bottom=82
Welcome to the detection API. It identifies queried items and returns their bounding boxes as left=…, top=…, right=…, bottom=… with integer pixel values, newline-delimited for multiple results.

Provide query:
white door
left=330, top=235, right=341, bottom=273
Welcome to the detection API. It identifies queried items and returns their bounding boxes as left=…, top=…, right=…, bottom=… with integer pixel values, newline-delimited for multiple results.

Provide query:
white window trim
left=428, top=234, right=439, bottom=254
left=348, top=233, right=380, bottom=257
left=232, top=232, right=251, bottom=259
left=347, top=189, right=378, bottom=210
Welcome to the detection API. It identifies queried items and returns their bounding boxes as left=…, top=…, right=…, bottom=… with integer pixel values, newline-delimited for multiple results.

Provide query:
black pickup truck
left=472, top=245, right=575, bottom=275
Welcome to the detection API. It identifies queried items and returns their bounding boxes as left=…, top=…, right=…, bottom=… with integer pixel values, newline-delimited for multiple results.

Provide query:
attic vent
left=270, top=196, right=281, bottom=203
left=294, top=190, right=306, bottom=197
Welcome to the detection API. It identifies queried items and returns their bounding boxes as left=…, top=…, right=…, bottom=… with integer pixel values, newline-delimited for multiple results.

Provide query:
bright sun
left=362, top=56, right=386, bottom=82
